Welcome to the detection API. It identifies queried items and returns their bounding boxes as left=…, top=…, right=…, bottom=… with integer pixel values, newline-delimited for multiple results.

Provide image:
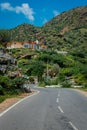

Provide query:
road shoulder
left=0, top=91, right=37, bottom=113
left=74, top=89, right=87, bottom=97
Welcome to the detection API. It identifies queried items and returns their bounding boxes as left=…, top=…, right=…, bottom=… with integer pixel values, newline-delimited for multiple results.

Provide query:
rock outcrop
left=0, top=48, right=17, bottom=74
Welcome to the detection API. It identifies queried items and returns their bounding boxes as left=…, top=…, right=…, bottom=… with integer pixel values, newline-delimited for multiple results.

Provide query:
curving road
left=0, top=88, right=87, bottom=130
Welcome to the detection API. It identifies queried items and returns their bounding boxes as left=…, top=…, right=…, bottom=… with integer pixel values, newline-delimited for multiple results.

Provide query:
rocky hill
left=0, top=6, right=87, bottom=52
left=41, top=6, right=87, bottom=51
left=44, top=6, right=87, bottom=31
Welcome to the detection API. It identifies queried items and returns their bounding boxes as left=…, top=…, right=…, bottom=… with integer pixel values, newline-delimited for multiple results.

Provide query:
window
left=23, top=43, right=29, bottom=48
left=34, top=44, right=37, bottom=49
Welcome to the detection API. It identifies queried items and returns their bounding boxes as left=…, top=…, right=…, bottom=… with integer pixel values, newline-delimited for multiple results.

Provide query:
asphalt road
left=0, top=88, right=87, bottom=130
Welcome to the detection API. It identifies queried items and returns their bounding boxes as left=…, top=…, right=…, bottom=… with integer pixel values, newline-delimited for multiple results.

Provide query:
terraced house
left=7, top=40, right=47, bottom=50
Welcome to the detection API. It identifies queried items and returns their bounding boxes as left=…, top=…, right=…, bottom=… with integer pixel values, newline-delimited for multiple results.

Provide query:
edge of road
left=0, top=90, right=40, bottom=117
left=73, top=88, right=87, bottom=97
left=0, top=87, right=87, bottom=118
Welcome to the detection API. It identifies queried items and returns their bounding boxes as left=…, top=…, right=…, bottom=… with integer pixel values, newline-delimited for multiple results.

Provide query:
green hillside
left=5, top=6, right=86, bottom=52
left=0, top=6, right=87, bottom=91
left=41, top=6, right=87, bottom=50
left=44, top=6, right=87, bottom=30
left=9, top=23, right=41, bottom=41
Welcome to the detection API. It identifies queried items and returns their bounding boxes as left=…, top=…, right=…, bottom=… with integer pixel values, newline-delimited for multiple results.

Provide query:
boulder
left=0, top=48, right=17, bottom=74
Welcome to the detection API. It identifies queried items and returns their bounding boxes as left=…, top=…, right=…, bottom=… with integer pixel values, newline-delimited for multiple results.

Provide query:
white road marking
left=69, top=121, right=78, bottom=130
left=0, top=91, right=40, bottom=117
left=58, top=106, right=64, bottom=113
left=56, top=98, right=59, bottom=103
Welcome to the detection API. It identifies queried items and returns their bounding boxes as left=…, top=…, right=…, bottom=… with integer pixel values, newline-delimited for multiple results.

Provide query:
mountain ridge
left=0, top=6, right=87, bottom=52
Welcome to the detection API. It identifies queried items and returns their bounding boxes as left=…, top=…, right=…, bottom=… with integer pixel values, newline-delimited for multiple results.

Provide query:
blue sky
left=0, top=0, right=87, bottom=29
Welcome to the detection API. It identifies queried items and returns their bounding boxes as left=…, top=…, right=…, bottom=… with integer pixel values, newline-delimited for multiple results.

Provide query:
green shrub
left=61, top=81, right=72, bottom=88
left=74, top=74, right=85, bottom=85
left=7, top=89, right=20, bottom=95
left=39, top=81, right=46, bottom=87
left=60, top=68, right=73, bottom=77
left=84, top=83, right=87, bottom=88
left=0, top=76, right=11, bottom=90
left=27, top=60, right=45, bottom=82
left=0, top=96, right=6, bottom=103
left=29, top=76, right=35, bottom=83
left=0, top=85, right=4, bottom=95
left=12, top=77, right=25, bottom=89
left=45, top=78, right=51, bottom=85
left=58, top=73, right=65, bottom=82
left=51, top=77, right=59, bottom=85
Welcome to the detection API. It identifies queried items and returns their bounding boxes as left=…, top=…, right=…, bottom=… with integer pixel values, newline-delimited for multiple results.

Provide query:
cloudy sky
left=0, top=0, right=87, bottom=29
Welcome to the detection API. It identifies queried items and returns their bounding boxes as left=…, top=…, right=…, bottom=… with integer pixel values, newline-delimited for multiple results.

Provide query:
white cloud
left=0, top=3, right=14, bottom=11
left=53, top=10, right=60, bottom=16
left=0, top=3, right=35, bottom=21
left=43, top=18, right=48, bottom=24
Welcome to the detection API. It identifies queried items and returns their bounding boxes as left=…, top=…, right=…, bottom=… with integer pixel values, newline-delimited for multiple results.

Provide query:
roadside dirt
left=74, top=89, right=87, bottom=97
left=0, top=91, right=36, bottom=113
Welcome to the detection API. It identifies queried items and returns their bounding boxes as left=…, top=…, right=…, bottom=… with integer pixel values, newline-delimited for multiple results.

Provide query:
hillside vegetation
left=0, top=6, right=87, bottom=96
left=41, top=6, right=87, bottom=50
left=5, top=6, right=86, bottom=52
left=0, top=6, right=86, bottom=52
left=9, top=24, right=41, bottom=42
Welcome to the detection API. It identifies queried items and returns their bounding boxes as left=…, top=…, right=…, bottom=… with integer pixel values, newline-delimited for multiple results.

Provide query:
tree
left=38, top=53, right=52, bottom=63
left=0, top=30, right=10, bottom=46
left=27, top=61, right=45, bottom=81
left=49, top=64, right=59, bottom=78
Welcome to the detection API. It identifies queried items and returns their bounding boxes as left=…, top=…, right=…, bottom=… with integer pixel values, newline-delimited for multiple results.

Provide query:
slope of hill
left=9, top=23, right=41, bottom=41
left=0, top=6, right=87, bottom=52
left=41, top=6, right=87, bottom=51
left=44, top=6, right=87, bottom=31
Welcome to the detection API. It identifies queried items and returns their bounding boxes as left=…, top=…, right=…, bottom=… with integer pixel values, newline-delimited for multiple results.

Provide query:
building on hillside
left=7, top=40, right=47, bottom=50
left=7, top=42, right=23, bottom=49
